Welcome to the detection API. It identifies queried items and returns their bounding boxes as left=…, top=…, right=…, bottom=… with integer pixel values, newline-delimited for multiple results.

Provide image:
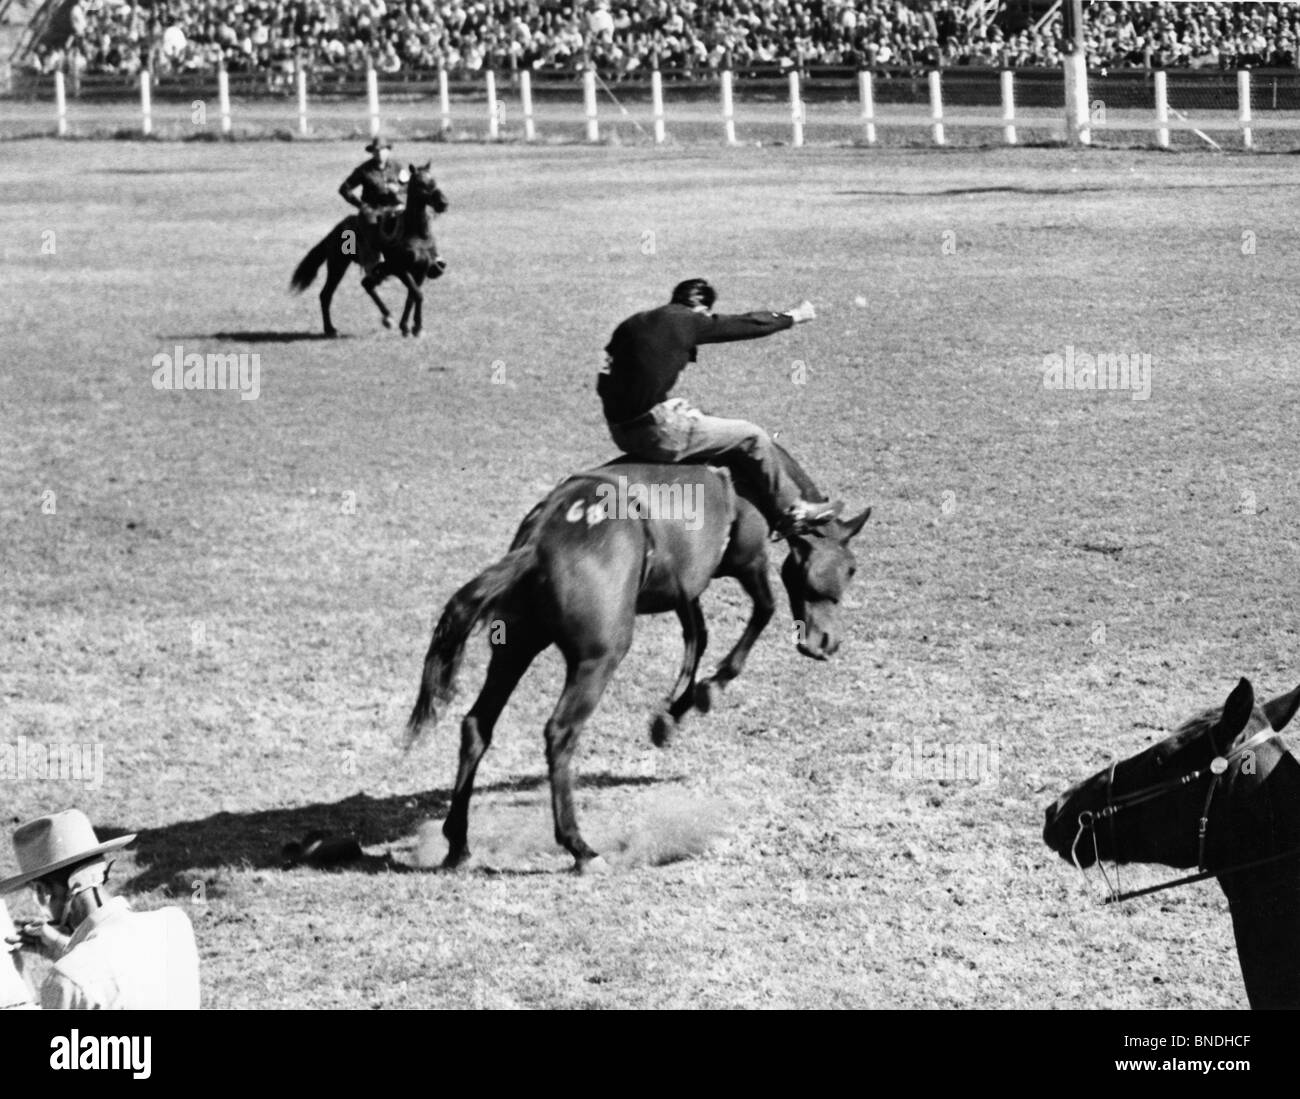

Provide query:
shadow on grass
left=161, top=330, right=345, bottom=344
left=102, top=772, right=665, bottom=890
left=833, top=185, right=1112, bottom=198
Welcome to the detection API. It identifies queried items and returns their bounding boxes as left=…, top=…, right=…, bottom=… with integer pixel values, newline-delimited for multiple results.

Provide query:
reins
left=1073, top=724, right=1300, bottom=904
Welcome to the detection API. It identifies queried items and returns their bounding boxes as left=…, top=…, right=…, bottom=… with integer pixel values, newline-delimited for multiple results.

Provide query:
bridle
left=1072, top=722, right=1300, bottom=904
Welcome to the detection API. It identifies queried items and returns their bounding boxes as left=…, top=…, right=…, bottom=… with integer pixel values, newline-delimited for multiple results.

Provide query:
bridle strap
left=1104, top=844, right=1300, bottom=905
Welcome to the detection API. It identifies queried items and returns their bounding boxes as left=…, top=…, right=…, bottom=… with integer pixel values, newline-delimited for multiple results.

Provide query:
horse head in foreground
left=1044, top=677, right=1300, bottom=1008
left=404, top=450, right=869, bottom=875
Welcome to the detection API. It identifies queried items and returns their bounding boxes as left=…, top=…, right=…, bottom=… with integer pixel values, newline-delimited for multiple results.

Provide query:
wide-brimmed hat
left=364, top=136, right=393, bottom=152
left=0, top=810, right=135, bottom=894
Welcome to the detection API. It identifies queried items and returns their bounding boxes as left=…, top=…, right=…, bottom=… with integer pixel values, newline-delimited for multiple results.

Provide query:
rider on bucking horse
left=599, top=278, right=844, bottom=539
left=338, top=136, right=405, bottom=272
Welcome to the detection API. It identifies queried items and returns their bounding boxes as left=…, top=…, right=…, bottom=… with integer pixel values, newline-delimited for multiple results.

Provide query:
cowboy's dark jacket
left=598, top=302, right=793, bottom=425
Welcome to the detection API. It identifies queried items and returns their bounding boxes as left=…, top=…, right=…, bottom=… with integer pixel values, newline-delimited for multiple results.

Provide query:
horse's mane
left=773, top=442, right=828, bottom=503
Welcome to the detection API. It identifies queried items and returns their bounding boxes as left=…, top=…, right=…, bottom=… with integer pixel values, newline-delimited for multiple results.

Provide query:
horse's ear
left=1263, top=684, right=1300, bottom=732
left=1219, top=677, right=1256, bottom=743
left=842, top=507, right=871, bottom=540
left=423, top=160, right=432, bottom=170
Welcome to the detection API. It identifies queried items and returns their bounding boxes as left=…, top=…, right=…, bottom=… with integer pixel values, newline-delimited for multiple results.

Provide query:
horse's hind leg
left=545, top=651, right=626, bottom=873
left=442, top=629, right=547, bottom=869
left=695, top=563, right=774, bottom=715
left=319, top=253, right=348, bottom=338
left=361, top=263, right=394, bottom=329
left=651, top=597, right=706, bottom=747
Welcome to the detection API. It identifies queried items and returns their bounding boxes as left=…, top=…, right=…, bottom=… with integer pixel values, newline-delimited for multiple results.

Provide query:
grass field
left=2, top=138, right=1299, bottom=1008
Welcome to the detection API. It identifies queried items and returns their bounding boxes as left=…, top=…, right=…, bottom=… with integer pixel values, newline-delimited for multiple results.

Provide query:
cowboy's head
left=365, top=136, right=393, bottom=166
left=0, top=810, right=135, bottom=932
left=671, top=278, right=717, bottom=313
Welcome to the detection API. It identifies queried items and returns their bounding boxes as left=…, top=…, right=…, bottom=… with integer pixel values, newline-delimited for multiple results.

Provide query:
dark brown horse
left=405, top=448, right=870, bottom=874
left=290, top=162, right=447, bottom=338
left=1044, top=677, right=1300, bottom=1008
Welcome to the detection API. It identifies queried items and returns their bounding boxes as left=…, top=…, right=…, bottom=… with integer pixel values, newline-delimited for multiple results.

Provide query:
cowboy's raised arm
left=693, top=301, right=815, bottom=345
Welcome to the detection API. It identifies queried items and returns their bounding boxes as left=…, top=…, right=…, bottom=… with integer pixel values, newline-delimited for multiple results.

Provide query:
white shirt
left=41, top=898, right=200, bottom=1010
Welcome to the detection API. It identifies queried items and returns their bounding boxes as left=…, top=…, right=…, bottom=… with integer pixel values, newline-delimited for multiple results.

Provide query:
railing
left=7, top=62, right=1300, bottom=148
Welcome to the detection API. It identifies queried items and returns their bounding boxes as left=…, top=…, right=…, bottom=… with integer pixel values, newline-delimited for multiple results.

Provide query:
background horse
left=290, top=163, right=447, bottom=338
left=368, top=163, right=448, bottom=338
left=1044, top=677, right=1300, bottom=1008
left=404, top=448, right=870, bottom=874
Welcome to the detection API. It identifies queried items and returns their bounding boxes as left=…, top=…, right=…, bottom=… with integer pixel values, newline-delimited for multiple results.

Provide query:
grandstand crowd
left=24, top=1, right=1300, bottom=78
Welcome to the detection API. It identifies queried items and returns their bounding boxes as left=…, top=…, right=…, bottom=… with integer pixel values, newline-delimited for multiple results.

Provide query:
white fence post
left=1062, top=49, right=1090, bottom=145
left=54, top=68, right=67, bottom=136
left=366, top=63, right=380, bottom=136
left=651, top=67, right=665, bottom=144
left=1154, top=68, right=1169, bottom=149
left=296, top=61, right=309, bottom=135
left=217, top=64, right=231, bottom=134
left=438, top=67, right=451, bottom=134
left=1238, top=69, right=1253, bottom=150
left=1001, top=69, right=1016, bottom=145
left=140, top=69, right=152, bottom=135
left=928, top=69, right=944, bottom=145
left=486, top=69, right=499, bottom=138
left=788, top=69, right=803, bottom=147
left=721, top=67, right=736, bottom=145
left=520, top=69, right=535, bottom=141
left=583, top=66, right=599, bottom=141
left=858, top=68, right=875, bottom=145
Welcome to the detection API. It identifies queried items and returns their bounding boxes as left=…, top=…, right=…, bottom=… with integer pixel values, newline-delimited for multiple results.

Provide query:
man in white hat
left=0, top=809, right=200, bottom=1010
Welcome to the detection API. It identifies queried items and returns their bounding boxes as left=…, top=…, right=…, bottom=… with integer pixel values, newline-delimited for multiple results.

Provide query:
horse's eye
left=848, top=566, right=857, bottom=578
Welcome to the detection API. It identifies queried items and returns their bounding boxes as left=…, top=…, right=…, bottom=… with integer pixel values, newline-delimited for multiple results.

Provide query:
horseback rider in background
left=599, top=278, right=844, bottom=538
left=338, top=136, right=406, bottom=272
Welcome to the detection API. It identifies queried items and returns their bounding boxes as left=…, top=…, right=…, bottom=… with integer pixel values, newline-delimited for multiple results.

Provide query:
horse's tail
left=403, top=543, right=537, bottom=749
left=290, top=224, right=343, bottom=293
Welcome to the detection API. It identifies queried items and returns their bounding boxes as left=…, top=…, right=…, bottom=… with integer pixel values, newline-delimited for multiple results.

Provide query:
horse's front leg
left=394, top=268, right=422, bottom=337
left=411, top=272, right=427, bottom=337
left=361, top=262, right=394, bottom=329
left=651, top=597, right=706, bottom=747
left=694, top=564, right=774, bottom=715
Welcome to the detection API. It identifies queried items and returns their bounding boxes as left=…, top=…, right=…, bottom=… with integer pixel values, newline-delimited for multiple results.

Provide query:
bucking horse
left=291, top=162, right=448, bottom=338
left=404, top=446, right=870, bottom=874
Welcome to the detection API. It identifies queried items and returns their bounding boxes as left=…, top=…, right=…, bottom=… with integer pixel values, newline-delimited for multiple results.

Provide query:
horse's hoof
left=411, top=329, right=423, bottom=339
left=323, top=328, right=339, bottom=339
left=576, top=855, right=610, bottom=876
left=695, top=680, right=719, bottom=714
left=440, top=851, right=474, bottom=872
left=650, top=710, right=676, bottom=748
left=381, top=316, right=393, bottom=329
left=400, top=328, right=410, bottom=338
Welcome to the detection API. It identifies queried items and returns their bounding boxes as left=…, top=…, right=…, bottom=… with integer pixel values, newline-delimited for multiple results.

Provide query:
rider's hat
left=365, top=136, right=393, bottom=153
left=0, top=810, right=135, bottom=894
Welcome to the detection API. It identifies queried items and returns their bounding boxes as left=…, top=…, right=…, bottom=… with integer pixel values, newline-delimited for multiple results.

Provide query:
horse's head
left=406, top=162, right=448, bottom=213
left=1043, top=678, right=1300, bottom=872
left=780, top=508, right=871, bottom=660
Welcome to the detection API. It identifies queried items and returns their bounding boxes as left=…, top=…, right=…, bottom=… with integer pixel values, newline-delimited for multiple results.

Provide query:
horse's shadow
left=102, top=772, right=664, bottom=891
left=161, top=330, right=349, bottom=344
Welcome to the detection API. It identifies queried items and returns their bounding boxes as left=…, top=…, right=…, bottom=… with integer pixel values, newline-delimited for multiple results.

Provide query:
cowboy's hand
left=787, top=300, right=816, bottom=324
left=9, top=920, right=69, bottom=958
